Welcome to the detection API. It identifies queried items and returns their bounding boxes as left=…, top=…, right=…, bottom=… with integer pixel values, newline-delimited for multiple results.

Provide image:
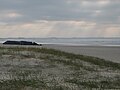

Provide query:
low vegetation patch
left=0, top=46, right=120, bottom=90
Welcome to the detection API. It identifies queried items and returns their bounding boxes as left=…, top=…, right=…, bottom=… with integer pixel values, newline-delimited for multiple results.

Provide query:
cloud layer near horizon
left=0, top=0, right=120, bottom=37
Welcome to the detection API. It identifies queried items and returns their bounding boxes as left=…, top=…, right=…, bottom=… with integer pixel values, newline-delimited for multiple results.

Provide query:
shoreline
left=0, top=43, right=120, bottom=63
left=43, top=44, right=120, bottom=63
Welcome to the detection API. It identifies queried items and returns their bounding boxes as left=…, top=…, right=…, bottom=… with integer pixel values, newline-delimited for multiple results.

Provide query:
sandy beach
left=0, top=43, right=120, bottom=63
left=43, top=44, right=120, bottom=63
left=1, top=43, right=120, bottom=63
left=0, top=44, right=120, bottom=89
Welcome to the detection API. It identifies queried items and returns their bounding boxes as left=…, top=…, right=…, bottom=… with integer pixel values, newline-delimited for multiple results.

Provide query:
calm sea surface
left=0, top=38, right=120, bottom=46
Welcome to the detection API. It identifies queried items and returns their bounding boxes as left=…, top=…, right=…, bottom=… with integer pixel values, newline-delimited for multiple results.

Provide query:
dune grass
left=0, top=46, right=120, bottom=90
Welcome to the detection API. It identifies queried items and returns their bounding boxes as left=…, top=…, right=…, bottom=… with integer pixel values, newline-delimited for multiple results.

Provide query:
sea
left=0, top=38, right=120, bottom=46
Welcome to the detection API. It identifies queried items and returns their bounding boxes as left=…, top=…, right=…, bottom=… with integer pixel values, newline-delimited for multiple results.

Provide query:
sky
left=0, top=0, right=120, bottom=38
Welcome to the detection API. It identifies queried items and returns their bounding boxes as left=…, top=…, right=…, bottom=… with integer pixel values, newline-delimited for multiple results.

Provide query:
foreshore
left=43, top=44, right=120, bottom=63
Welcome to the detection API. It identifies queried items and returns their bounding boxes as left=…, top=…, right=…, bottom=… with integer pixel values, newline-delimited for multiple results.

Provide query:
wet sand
left=43, top=44, right=120, bottom=63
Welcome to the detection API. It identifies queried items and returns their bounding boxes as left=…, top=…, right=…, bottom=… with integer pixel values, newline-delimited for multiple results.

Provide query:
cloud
left=1, top=20, right=119, bottom=38
left=0, top=22, right=8, bottom=25
left=0, top=10, right=23, bottom=23
left=0, top=0, right=119, bottom=22
left=103, top=27, right=120, bottom=37
left=0, top=0, right=120, bottom=37
left=6, top=13, right=22, bottom=18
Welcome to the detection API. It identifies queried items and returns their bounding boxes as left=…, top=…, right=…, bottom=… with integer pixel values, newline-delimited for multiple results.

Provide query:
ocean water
left=0, top=38, right=120, bottom=46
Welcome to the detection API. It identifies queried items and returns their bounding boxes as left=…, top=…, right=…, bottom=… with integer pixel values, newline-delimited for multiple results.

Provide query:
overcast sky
left=0, top=0, right=120, bottom=38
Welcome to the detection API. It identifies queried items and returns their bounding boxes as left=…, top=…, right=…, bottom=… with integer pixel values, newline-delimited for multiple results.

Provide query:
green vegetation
left=0, top=46, right=120, bottom=90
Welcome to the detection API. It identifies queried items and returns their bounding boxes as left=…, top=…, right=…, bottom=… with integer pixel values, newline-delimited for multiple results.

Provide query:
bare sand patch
left=43, top=44, right=120, bottom=63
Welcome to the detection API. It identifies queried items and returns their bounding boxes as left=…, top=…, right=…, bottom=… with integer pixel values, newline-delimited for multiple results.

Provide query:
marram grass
left=0, top=46, right=120, bottom=90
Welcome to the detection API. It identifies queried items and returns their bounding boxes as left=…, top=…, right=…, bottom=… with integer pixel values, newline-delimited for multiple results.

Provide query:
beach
left=1, top=43, right=120, bottom=63
left=43, top=44, right=120, bottom=63
left=0, top=44, right=120, bottom=89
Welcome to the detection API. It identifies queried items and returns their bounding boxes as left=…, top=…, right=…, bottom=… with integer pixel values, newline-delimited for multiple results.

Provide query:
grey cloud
left=0, top=0, right=117, bottom=21
left=0, top=0, right=120, bottom=24
left=0, top=0, right=120, bottom=37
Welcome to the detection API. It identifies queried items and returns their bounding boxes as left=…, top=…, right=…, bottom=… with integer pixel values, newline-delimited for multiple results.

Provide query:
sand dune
left=0, top=44, right=120, bottom=89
